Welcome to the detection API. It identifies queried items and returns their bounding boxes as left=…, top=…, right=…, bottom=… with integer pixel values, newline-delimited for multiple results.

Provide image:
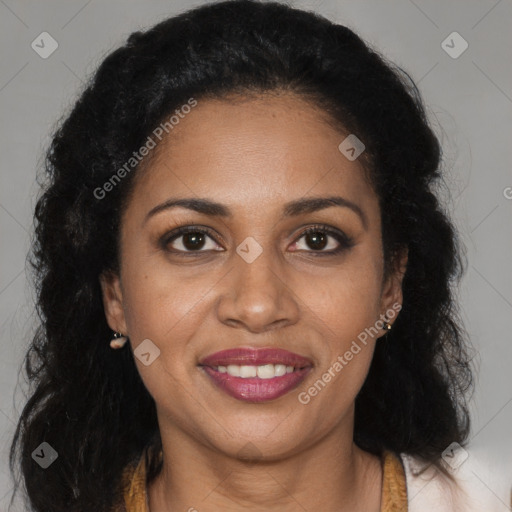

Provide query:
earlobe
left=99, top=271, right=128, bottom=335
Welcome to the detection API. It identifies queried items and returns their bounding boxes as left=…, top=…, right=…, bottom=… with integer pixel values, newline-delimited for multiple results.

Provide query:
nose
left=215, top=246, right=300, bottom=334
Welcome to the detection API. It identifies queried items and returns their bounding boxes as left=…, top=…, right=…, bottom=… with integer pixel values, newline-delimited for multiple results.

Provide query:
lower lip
left=201, top=366, right=312, bottom=403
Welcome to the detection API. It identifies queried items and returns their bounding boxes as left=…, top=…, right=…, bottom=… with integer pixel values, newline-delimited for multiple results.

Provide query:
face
left=101, top=92, right=407, bottom=460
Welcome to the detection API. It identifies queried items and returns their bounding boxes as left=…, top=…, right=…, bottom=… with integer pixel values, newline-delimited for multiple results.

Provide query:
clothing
left=113, top=446, right=511, bottom=511
left=113, top=448, right=408, bottom=511
left=402, top=451, right=512, bottom=511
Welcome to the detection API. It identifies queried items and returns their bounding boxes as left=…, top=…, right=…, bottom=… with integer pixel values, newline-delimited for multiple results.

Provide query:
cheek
left=296, top=251, right=383, bottom=400
left=294, top=265, right=382, bottom=432
left=119, top=257, right=213, bottom=410
left=120, top=252, right=213, bottom=353
left=304, top=255, right=383, bottom=344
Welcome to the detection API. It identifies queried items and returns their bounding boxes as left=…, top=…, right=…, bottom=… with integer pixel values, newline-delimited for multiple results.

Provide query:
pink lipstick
left=199, top=348, right=313, bottom=403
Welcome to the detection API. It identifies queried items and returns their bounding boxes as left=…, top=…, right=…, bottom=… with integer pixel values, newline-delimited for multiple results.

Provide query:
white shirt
left=401, top=450, right=511, bottom=511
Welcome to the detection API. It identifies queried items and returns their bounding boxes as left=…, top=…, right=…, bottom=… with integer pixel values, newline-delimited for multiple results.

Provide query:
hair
left=9, top=1, right=474, bottom=510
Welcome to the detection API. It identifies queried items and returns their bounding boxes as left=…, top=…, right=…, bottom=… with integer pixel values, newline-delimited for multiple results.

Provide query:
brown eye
left=292, top=225, right=354, bottom=255
left=162, top=226, right=223, bottom=253
left=304, top=231, right=328, bottom=250
left=181, top=232, right=207, bottom=250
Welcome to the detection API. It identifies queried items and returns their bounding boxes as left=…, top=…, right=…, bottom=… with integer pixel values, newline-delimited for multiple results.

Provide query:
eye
left=160, top=224, right=354, bottom=256
left=161, top=226, right=223, bottom=253
left=291, top=225, right=354, bottom=255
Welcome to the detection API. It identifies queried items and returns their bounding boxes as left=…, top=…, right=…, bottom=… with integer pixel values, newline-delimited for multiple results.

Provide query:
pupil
left=183, top=232, right=205, bottom=250
left=307, top=231, right=327, bottom=250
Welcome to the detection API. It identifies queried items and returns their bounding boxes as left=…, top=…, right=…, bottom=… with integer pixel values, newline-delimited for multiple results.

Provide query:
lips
left=198, top=348, right=313, bottom=403
left=199, top=348, right=313, bottom=368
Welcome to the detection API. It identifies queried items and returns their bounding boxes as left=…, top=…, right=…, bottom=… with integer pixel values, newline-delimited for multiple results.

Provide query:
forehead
left=127, top=93, right=377, bottom=219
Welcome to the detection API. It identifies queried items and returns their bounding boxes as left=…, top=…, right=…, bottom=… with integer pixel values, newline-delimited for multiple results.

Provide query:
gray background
left=1, top=0, right=511, bottom=509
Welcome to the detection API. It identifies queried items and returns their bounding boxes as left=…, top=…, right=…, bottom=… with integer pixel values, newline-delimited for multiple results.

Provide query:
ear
left=379, top=245, right=408, bottom=326
left=99, top=270, right=128, bottom=335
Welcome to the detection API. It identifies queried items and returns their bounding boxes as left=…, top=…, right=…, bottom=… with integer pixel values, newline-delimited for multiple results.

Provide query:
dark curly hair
left=9, top=1, right=474, bottom=510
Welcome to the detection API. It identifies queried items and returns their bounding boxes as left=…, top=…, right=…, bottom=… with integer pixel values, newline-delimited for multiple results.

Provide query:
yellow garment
left=115, top=448, right=407, bottom=511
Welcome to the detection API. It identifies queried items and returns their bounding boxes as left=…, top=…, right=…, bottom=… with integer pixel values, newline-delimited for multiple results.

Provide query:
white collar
left=400, top=451, right=511, bottom=511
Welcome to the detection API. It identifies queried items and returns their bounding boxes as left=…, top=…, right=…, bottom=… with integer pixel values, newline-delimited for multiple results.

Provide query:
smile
left=216, top=363, right=299, bottom=378
left=199, top=348, right=313, bottom=402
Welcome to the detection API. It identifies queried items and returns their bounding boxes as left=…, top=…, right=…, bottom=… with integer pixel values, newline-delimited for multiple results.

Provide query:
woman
left=9, top=1, right=482, bottom=510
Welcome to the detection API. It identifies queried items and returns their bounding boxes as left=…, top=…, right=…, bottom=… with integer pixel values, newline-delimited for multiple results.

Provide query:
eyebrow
left=144, top=195, right=367, bottom=229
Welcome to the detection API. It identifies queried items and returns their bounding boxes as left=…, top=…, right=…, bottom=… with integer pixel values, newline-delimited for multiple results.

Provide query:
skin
left=101, top=92, right=408, bottom=512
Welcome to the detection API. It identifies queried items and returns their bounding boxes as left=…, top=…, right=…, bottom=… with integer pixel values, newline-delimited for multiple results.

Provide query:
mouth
left=198, top=348, right=313, bottom=403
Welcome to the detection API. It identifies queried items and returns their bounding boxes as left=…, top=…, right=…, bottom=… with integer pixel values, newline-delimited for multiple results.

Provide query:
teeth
left=274, top=364, right=287, bottom=377
left=218, top=364, right=299, bottom=378
left=239, top=365, right=257, bottom=378
left=226, top=364, right=240, bottom=377
left=257, top=364, right=275, bottom=379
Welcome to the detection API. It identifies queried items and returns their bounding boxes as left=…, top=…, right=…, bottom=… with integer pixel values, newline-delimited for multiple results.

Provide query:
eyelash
left=160, top=224, right=354, bottom=257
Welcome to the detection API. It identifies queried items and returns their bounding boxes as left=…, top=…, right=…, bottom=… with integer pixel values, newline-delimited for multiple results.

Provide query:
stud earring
left=382, top=317, right=392, bottom=331
left=110, top=332, right=128, bottom=349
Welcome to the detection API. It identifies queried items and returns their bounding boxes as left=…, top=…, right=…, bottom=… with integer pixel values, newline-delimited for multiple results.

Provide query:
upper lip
left=199, top=348, right=313, bottom=368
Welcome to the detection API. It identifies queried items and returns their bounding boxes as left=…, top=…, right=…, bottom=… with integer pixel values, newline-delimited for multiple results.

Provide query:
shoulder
left=399, top=450, right=511, bottom=512
left=110, top=454, right=147, bottom=512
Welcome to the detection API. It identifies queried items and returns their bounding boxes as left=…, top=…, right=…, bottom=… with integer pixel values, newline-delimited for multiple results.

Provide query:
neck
left=148, top=417, right=382, bottom=512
